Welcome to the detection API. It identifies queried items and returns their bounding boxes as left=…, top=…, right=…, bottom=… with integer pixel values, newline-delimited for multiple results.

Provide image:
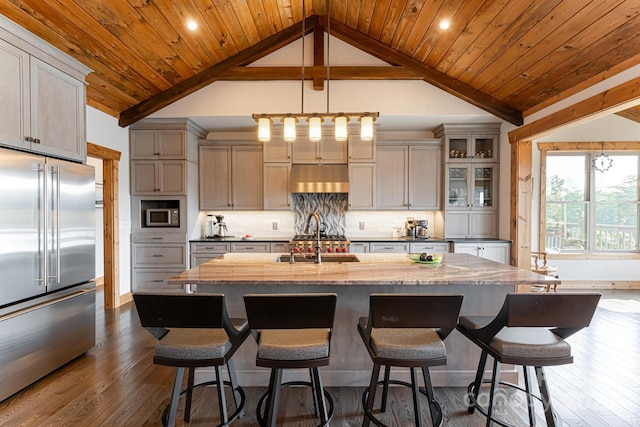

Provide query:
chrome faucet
left=304, top=212, right=322, bottom=264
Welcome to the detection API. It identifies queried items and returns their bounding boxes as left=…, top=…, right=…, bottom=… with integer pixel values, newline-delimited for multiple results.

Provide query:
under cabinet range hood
left=290, top=164, right=349, bottom=193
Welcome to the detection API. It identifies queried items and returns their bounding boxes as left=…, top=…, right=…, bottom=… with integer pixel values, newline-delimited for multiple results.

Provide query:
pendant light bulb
left=334, top=115, right=348, bottom=142
left=309, top=116, right=323, bottom=142
left=360, top=115, right=374, bottom=141
left=283, top=116, right=297, bottom=142
left=257, top=117, right=271, bottom=142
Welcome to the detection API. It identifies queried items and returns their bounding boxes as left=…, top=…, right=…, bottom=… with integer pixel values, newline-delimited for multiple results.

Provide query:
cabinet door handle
left=243, top=247, right=254, bottom=250
left=34, top=139, right=41, bottom=143
left=152, top=280, right=164, bottom=283
left=154, top=152, right=160, bottom=155
left=25, top=136, right=34, bottom=142
left=152, top=254, right=164, bottom=257
left=151, top=237, right=163, bottom=240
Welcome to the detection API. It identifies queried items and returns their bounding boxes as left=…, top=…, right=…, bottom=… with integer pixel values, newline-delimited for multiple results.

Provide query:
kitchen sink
left=277, top=254, right=360, bottom=263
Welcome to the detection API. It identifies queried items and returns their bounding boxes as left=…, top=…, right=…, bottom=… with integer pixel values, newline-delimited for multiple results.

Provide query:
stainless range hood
left=290, top=164, right=349, bottom=193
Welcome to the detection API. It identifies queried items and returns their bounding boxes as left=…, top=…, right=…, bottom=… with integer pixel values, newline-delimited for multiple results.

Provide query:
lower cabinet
left=131, top=232, right=187, bottom=291
left=231, top=242, right=271, bottom=253
left=369, top=242, right=410, bottom=253
left=452, top=241, right=510, bottom=264
left=349, top=242, right=370, bottom=253
left=444, top=211, right=497, bottom=239
left=409, top=242, right=450, bottom=253
left=190, top=242, right=229, bottom=268
left=270, top=242, right=290, bottom=253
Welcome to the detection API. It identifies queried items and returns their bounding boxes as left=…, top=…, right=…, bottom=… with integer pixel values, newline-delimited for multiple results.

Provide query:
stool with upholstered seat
left=133, top=292, right=250, bottom=427
left=457, top=292, right=600, bottom=427
left=358, top=293, right=464, bottom=427
left=243, top=293, right=337, bottom=427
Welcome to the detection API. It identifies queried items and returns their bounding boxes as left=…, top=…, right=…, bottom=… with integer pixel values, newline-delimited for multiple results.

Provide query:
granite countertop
left=190, top=236, right=511, bottom=243
left=190, top=236, right=290, bottom=242
left=166, top=252, right=555, bottom=287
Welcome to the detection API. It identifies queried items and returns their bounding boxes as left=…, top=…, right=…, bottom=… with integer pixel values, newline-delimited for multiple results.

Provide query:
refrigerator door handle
left=47, top=165, right=61, bottom=285
left=55, top=165, right=61, bottom=284
left=36, top=163, right=46, bottom=285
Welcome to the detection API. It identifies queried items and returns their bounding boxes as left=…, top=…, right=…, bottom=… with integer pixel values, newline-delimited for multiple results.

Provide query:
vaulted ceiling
left=1, top=0, right=639, bottom=128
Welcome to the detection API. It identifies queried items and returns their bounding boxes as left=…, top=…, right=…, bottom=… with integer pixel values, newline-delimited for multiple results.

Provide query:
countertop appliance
left=0, top=147, right=96, bottom=402
left=290, top=234, right=350, bottom=253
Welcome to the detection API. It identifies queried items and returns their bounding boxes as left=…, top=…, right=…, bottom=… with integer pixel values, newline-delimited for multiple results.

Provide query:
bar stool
left=243, top=293, right=337, bottom=427
left=358, top=293, right=464, bottom=427
left=133, top=292, right=250, bottom=427
left=456, top=292, right=600, bottom=427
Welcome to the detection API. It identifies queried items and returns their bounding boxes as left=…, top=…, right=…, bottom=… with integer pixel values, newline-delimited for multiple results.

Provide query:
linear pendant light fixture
left=253, top=0, right=378, bottom=143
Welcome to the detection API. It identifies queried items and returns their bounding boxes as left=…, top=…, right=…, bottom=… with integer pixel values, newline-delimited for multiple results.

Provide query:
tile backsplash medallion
left=198, top=193, right=442, bottom=239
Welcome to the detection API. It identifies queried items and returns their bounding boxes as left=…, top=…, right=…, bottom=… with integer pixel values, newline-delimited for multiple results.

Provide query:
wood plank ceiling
left=1, top=0, right=639, bottom=128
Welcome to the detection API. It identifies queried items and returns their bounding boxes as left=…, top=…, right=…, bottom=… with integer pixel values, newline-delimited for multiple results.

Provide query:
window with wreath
left=545, top=152, right=639, bottom=253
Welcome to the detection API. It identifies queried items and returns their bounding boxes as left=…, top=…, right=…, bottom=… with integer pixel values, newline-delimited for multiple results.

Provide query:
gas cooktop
left=291, top=234, right=349, bottom=241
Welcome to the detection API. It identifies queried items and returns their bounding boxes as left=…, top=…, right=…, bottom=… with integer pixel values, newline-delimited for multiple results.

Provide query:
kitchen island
left=165, top=252, right=558, bottom=387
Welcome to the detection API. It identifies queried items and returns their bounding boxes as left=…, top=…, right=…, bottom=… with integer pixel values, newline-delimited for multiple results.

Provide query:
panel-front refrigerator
left=0, top=146, right=96, bottom=402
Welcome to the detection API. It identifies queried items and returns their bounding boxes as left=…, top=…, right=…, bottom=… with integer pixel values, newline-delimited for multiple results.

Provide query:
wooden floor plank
left=0, top=289, right=638, bottom=426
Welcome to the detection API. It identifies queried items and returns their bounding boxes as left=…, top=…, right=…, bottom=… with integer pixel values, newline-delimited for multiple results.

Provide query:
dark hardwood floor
left=0, top=289, right=638, bottom=426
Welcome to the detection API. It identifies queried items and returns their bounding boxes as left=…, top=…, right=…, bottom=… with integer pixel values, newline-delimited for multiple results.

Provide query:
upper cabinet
left=348, top=135, right=376, bottom=162
left=292, top=135, right=347, bottom=164
left=376, top=142, right=441, bottom=211
left=263, top=137, right=291, bottom=163
left=434, top=123, right=501, bottom=163
left=199, top=144, right=263, bottom=210
left=0, top=26, right=90, bottom=162
left=130, top=129, right=186, bottom=159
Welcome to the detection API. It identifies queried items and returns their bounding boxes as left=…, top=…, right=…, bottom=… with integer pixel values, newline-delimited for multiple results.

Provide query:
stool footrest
left=466, top=380, right=555, bottom=427
left=161, top=380, right=245, bottom=427
left=256, top=381, right=334, bottom=427
left=362, top=379, right=443, bottom=427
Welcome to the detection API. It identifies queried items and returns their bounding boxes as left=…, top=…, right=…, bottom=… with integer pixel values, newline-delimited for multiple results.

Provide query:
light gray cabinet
left=348, top=135, right=376, bottom=162
left=349, top=163, right=376, bottom=210
left=199, top=145, right=263, bottom=210
left=263, top=163, right=291, bottom=210
left=409, top=242, right=450, bottom=253
left=231, top=242, right=271, bottom=253
left=453, top=241, right=510, bottom=264
left=435, top=123, right=500, bottom=163
left=370, top=242, right=410, bottom=253
left=292, top=135, right=347, bottom=164
left=190, top=242, right=229, bottom=267
left=270, top=242, right=290, bottom=253
left=376, top=143, right=441, bottom=210
left=131, top=232, right=188, bottom=291
left=130, top=160, right=186, bottom=195
left=0, top=36, right=88, bottom=162
left=349, top=242, right=370, bottom=253
left=263, top=138, right=291, bottom=162
left=130, top=129, right=186, bottom=159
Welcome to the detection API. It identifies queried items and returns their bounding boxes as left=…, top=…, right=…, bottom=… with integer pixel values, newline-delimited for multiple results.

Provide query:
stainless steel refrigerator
left=0, top=147, right=96, bottom=402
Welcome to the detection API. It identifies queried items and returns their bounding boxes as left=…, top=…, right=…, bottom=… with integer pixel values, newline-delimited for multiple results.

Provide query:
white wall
left=86, top=156, right=104, bottom=278
left=86, top=107, right=131, bottom=295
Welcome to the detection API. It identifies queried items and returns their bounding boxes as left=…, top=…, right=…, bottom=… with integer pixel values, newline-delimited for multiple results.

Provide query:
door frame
left=87, top=142, right=121, bottom=309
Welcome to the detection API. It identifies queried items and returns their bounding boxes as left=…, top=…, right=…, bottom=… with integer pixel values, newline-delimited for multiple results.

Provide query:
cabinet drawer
left=349, top=242, right=370, bottom=253
left=410, top=242, right=449, bottom=253
left=133, top=244, right=186, bottom=268
left=369, top=242, right=409, bottom=253
left=190, top=242, right=230, bottom=253
left=132, top=269, right=185, bottom=292
left=270, top=242, right=290, bottom=253
left=133, top=232, right=186, bottom=244
left=231, top=242, right=270, bottom=253
left=190, top=253, right=223, bottom=268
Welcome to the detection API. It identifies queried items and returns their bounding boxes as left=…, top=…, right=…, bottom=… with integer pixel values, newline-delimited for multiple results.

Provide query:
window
left=545, top=152, right=639, bottom=253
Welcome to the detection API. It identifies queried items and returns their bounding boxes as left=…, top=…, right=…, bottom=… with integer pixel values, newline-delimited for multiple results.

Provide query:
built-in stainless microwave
left=145, top=208, right=179, bottom=227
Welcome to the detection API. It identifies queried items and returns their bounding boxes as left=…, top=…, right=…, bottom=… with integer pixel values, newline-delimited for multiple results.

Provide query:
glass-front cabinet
left=444, top=134, right=498, bottom=162
left=446, top=165, right=497, bottom=209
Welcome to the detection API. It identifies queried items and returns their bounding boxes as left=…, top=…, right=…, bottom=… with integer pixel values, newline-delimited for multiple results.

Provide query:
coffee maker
left=214, top=215, right=228, bottom=237
left=405, top=217, right=416, bottom=238
left=415, top=219, right=429, bottom=239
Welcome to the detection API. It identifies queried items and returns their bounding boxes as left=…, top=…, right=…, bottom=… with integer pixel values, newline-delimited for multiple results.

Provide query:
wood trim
left=313, top=24, right=324, bottom=90
left=118, top=292, right=133, bottom=305
left=559, top=281, right=640, bottom=290
left=87, top=141, right=122, bottom=310
left=509, top=76, right=640, bottom=144
left=213, top=65, right=421, bottom=80
left=87, top=142, right=121, bottom=161
left=538, top=149, right=547, bottom=253
left=510, top=140, right=532, bottom=268
left=537, top=141, right=640, bottom=151
left=119, top=15, right=319, bottom=127
left=323, top=17, right=523, bottom=126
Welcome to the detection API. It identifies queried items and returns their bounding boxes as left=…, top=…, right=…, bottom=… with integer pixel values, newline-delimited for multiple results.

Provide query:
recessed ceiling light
left=439, top=20, right=450, bottom=30
left=187, top=20, right=198, bottom=31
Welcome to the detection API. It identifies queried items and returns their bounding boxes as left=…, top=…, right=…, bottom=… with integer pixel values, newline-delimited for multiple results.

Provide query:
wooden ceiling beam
left=313, top=24, right=325, bottom=90
left=214, top=66, right=422, bottom=80
left=321, top=17, right=524, bottom=126
left=119, top=16, right=319, bottom=127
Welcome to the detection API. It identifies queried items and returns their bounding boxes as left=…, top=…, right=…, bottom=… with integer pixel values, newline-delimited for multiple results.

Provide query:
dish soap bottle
left=205, top=214, right=215, bottom=238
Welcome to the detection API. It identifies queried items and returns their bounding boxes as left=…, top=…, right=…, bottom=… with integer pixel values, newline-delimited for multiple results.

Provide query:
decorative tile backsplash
left=292, top=193, right=348, bottom=234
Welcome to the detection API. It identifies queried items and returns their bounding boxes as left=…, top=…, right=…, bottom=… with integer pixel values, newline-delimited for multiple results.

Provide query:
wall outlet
left=272, top=221, right=278, bottom=231
left=359, top=221, right=365, bottom=230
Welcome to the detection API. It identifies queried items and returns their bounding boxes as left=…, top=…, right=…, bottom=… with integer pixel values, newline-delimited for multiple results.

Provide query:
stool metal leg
left=310, top=368, right=320, bottom=417
left=267, top=368, right=283, bottom=427
left=380, top=365, right=391, bottom=412
left=535, top=366, right=556, bottom=427
left=167, top=367, right=185, bottom=427
left=312, top=367, right=329, bottom=424
left=421, top=366, right=440, bottom=427
left=362, top=363, right=381, bottom=427
left=410, top=367, right=423, bottom=427
left=523, top=365, right=536, bottom=426
left=486, top=359, right=501, bottom=427
left=468, top=350, right=488, bottom=413
left=227, top=358, right=244, bottom=417
left=215, top=365, right=229, bottom=424
left=184, top=367, right=195, bottom=423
